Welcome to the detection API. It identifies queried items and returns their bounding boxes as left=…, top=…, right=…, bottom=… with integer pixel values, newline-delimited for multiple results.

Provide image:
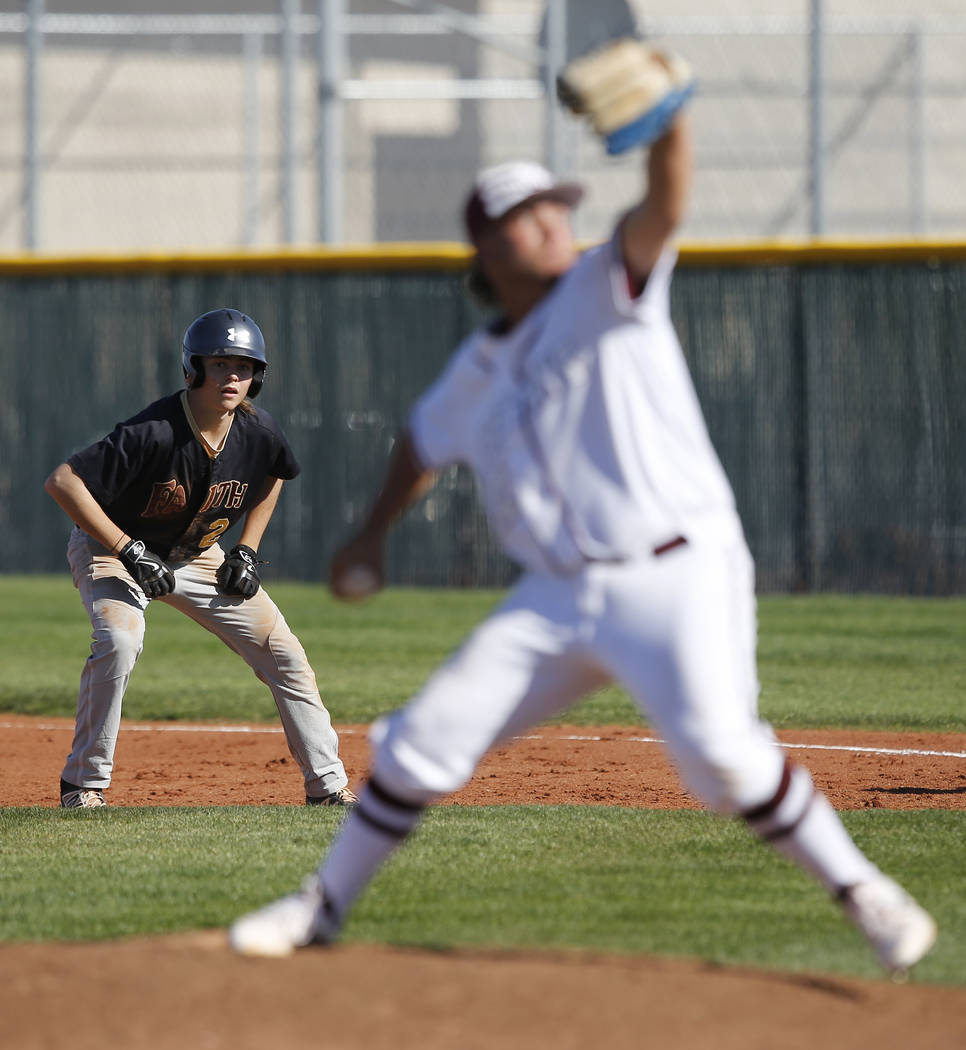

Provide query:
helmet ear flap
left=248, top=363, right=266, bottom=398
left=182, top=351, right=205, bottom=389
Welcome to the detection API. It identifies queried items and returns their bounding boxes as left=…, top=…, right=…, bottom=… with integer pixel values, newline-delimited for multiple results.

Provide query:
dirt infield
left=2, top=716, right=965, bottom=810
left=2, top=716, right=965, bottom=1049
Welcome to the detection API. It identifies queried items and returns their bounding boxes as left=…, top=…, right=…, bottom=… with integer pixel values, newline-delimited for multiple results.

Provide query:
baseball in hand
left=338, top=564, right=380, bottom=600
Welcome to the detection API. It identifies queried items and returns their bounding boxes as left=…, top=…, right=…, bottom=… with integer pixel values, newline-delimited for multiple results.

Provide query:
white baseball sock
left=318, top=777, right=426, bottom=923
left=745, top=761, right=879, bottom=893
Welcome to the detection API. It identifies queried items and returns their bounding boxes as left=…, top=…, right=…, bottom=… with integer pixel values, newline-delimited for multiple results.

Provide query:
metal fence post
left=543, top=0, right=566, bottom=175
left=242, top=31, right=262, bottom=247
left=808, top=0, right=826, bottom=237
left=908, top=25, right=926, bottom=235
left=281, top=0, right=298, bottom=244
left=24, top=0, right=44, bottom=252
left=318, top=0, right=345, bottom=244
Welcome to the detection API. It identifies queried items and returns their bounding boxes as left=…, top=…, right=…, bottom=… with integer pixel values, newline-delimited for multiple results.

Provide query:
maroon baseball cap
left=463, top=161, right=584, bottom=243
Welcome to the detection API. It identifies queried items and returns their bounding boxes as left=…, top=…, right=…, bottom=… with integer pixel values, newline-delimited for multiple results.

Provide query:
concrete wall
left=2, top=1, right=965, bottom=254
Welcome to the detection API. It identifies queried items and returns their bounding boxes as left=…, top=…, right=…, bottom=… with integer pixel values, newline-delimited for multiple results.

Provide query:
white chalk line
left=513, top=733, right=966, bottom=760
left=2, top=721, right=964, bottom=760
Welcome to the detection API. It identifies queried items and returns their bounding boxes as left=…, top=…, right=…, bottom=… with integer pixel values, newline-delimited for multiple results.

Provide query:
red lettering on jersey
left=142, top=479, right=188, bottom=517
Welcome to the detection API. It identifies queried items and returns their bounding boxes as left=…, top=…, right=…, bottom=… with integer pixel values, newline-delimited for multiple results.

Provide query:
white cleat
left=229, top=878, right=337, bottom=958
left=840, top=875, right=937, bottom=979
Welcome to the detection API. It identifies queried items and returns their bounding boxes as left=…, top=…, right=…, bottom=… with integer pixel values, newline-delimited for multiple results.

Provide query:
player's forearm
left=359, top=430, right=436, bottom=539
left=236, top=476, right=284, bottom=551
left=43, top=462, right=129, bottom=554
left=646, top=113, right=692, bottom=231
left=621, top=113, right=693, bottom=278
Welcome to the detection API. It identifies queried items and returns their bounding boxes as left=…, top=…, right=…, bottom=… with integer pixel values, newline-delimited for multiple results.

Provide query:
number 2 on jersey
left=200, top=518, right=230, bottom=548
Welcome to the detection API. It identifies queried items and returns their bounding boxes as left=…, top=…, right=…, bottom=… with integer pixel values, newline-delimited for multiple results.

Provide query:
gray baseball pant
left=61, top=526, right=348, bottom=800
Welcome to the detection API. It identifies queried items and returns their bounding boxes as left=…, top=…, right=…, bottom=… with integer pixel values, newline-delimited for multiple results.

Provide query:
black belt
left=653, top=535, right=687, bottom=557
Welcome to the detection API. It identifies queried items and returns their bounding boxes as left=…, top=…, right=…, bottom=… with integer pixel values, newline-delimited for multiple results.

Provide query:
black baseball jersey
left=68, top=391, right=299, bottom=561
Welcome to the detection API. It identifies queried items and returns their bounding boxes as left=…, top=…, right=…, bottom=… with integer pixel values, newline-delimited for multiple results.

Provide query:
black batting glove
left=216, top=544, right=261, bottom=599
left=118, top=539, right=176, bottom=599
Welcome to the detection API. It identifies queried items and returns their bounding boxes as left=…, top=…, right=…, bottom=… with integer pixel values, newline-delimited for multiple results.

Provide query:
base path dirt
left=2, top=715, right=965, bottom=1050
left=1, top=715, right=964, bottom=810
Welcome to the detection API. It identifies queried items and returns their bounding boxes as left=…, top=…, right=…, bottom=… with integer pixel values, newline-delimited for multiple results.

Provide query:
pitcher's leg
left=62, top=530, right=148, bottom=791
left=317, top=574, right=607, bottom=928
left=231, top=578, right=609, bottom=956
left=230, top=573, right=607, bottom=954
left=369, top=574, right=608, bottom=802
left=597, top=543, right=879, bottom=891
left=594, top=545, right=934, bottom=976
left=165, top=548, right=348, bottom=797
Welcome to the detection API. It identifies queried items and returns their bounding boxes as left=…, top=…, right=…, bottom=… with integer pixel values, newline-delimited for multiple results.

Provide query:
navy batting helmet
left=182, top=308, right=268, bottom=397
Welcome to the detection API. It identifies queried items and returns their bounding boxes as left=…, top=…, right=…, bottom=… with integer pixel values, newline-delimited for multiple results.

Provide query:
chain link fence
left=4, top=254, right=964, bottom=593
left=2, top=2, right=966, bottom=254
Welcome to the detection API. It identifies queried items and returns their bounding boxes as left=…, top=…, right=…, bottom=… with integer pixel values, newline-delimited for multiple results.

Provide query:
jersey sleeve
left=408, top=336, right=483, bottom=471
left=254, top=408, right=301, bottom=479
left=67, top=423, right=151, bottom=507
left=606, top=229, right=677, bottom=322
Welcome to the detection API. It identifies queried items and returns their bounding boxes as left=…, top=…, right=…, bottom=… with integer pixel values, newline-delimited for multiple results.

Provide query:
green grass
left=755, top=594, right=966, bottom=731
left=0, top=577, right=963, bottom=730
left=0, top=805, right=962, bottom=984
left=1, top=576, right=963, bottom=978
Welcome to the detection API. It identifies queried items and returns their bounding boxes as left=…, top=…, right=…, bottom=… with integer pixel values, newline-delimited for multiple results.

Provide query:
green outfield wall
left=2, top=242, right=964, bottom=594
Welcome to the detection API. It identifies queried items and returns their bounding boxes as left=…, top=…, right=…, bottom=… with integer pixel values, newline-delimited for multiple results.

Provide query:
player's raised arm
left=620, top=112, right=693, bottom=283
left=556, top=39, right=695, bottom=282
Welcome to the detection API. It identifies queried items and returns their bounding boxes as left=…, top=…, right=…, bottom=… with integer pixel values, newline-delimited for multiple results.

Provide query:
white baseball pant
left=369, top=531, right=783, bottom=815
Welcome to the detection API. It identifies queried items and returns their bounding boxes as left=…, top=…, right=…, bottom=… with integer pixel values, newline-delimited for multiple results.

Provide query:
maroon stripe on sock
left=742, top=759, right=793, bottom=822
left=762, top=790, right=816, bottom=842
left=367, top=776, right=426, bottom=812
left=356, top=805, right=413, bottom=840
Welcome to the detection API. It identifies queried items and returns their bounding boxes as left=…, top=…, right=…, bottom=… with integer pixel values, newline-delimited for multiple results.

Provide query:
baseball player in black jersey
left=44, top=308, right=356, bottom=809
